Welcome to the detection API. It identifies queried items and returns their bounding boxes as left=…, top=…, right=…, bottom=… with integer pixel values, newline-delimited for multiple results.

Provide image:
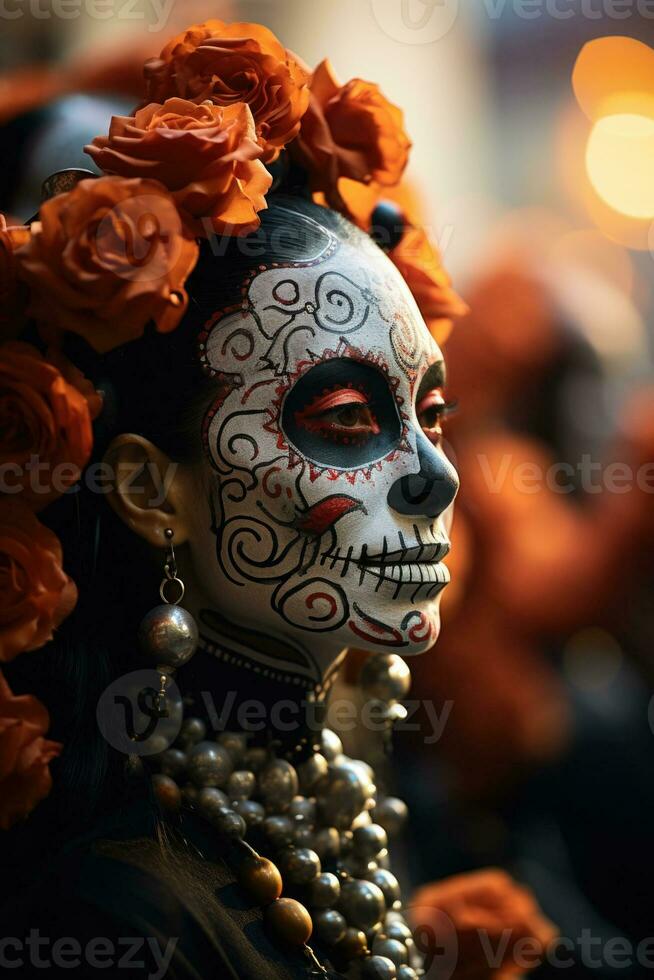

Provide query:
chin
left=341, top=590, right=445, bottom=655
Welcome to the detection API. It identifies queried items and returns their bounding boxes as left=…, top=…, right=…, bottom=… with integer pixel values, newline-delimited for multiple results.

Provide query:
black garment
left=0, top=803, right=344, bottom=980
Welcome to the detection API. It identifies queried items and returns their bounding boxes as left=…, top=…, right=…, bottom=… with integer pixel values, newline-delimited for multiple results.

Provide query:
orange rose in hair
left=0, top=670, right=61, bottom=829
left=0, top=499, right=77, bottom=662
left=390, top=226, right=468, bottom=346
left=294, top=59, right=411, bottom=210
left=16, top=176, right=199, bottom=354
left=410, top=869, right=558, bottom=980
left=144, top=20, right=309, bottom=163
left=0, top=342, right=100, bottom=509
left=0, top=216, right=30, bottom=338
left=86, top=99, right=271, bottom=236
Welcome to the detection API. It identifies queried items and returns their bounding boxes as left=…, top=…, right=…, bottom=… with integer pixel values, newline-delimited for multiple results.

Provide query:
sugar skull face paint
left=187, top=208, right=459, bottom=684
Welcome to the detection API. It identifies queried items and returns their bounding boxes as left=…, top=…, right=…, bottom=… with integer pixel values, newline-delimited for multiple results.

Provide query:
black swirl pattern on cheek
left=272, top=577, right=350, bottom=633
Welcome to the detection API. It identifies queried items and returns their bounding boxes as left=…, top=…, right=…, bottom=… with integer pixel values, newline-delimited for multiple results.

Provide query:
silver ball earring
left=138, top=528, right=198, bottom=715
left=359, top=653, right=411, bottom=728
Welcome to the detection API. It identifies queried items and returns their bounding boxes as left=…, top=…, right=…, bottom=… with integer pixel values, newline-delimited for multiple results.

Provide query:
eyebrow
left=416, top=359, right=446, bottom=400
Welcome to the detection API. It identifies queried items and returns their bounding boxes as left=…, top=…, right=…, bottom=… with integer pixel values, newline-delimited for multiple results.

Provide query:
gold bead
left=265, top=898, right=312, bottom=946
left=152, top=774, right=181, bottom=812
left=238, top=856, right=282, bottom=905
left=335, top=927, right=368, bottom=961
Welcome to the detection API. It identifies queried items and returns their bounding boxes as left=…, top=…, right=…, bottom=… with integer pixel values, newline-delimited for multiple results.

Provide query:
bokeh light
left=585, top=113, right=654, bottom=220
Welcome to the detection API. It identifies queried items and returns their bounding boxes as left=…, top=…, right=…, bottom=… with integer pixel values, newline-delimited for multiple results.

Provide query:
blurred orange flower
left=16, top=176, right=199, bottom=354
left=86, top=98, right=271, bottom=237
left=390, top=226, right=468, bottom=346
left=295, top=59, right=411, bottom=210
left=0, top=670, right=61, bottom=830
left=0, top=342, right=99, bottom=509
left=144, top=20, right=309, bottom=164
left=410, top=869, right=558, bottom=980
left=0, top=499, right=77, bottom=662
left=0, top=216, right=30, bottom=339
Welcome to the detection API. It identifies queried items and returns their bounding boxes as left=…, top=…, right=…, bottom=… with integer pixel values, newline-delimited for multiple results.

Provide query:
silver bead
left=283, top=847, right=321, bottom=885
left=369, top=870, right=401, bottom=910
left=214, top=807, right=247, bottom=839
left=289, top=796, right=317, bottom=825
left=339, top=880, right=386, bottom=930
left=397, top=968, right=418, bottom=980
left=314, top=826, right=340, bottom=861
left=233, top=799, right=265, bottom=828
left=259, top=759, right=299, bottom=810
left=353, top=824, right=388, bottom=859
left=317, top=764, right=372, bottom=830
left=314, top=909, right=347, bottom=946
left=298, top=753, right=329, bottom=794
left=156, top=748, right=187, bottom=779
left=320, top=729, right=343, bottom=761
left=178, top=717, right=206, bottom=748
left=197, top=786, right=229, bottom=819
left=187, top=741, right=233, bottom=788
left=371, top=938, right=408, bottom=969
left=342, top=856, right=379, bottom=879
left=362, top=955, right=397, bottom=980
left=227, top=770, right=256, bottom=800
left=352, top=810, right=373, bottom=830
left=218, top=732, right=248, bottom=766
left=263, top=815, right=295, bottom=848
left=138, top=604, right=198, bottom=669
left=386, top=921, right=413, bottom=944
left=360, top=654, right=411, bottom=701
left=309, top=872, right=341, bottom=909
left=373, top=798, right=408, bottom=838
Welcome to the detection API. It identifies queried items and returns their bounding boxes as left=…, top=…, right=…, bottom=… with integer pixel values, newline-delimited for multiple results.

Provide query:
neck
left=177, top=597, right=346, bottom=760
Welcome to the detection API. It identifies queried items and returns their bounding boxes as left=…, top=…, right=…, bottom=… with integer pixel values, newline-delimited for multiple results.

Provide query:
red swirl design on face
left=407, top=611, right=436, bottom=644
left=293, top=494, right=365, bottom=535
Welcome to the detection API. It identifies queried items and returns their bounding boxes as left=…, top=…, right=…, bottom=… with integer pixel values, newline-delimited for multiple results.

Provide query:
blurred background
left=2, top=1, right=654, bottom=975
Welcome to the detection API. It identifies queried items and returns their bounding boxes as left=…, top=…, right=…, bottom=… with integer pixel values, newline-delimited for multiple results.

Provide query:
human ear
left=103, top=433, right=191, bottom=547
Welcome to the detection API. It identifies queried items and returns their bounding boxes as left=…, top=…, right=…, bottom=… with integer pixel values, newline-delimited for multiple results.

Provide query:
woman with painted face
left=0, top=18, right=555, bottom=980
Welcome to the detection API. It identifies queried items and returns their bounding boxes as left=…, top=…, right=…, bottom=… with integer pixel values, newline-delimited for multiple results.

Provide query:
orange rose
left=0, top=670, right=61, bottom=829
left=294, top=59, right=411, bottom=210
left=0, top=341, right=100, bottom=509
left=390, top=225, right=468, bottom=346
left=144, top=20, right=309, bottom=164
left=410, top=870, right=558, bottom=980
left=16, top=176, right=199, bottom=354
left=0, top=499, right=77, bottom=662
left=86, top=99, right=271, bottom=237
left=0, top=215, right=30, bottom=339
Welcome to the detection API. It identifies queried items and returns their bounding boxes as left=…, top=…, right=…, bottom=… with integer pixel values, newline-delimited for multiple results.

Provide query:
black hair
left=0, top=194, right=364, bottom=895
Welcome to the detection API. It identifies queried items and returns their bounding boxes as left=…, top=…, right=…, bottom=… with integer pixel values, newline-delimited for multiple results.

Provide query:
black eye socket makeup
left=281, top=358, right=403, bottom=469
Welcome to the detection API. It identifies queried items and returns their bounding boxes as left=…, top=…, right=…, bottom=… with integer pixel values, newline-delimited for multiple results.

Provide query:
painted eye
left=417, top=389, right=456, bottom=443
left=294, top=386, right=380, bottom=443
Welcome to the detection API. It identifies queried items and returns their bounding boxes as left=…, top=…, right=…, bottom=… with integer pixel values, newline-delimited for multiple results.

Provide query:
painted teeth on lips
left=362, top=541, right=450, bottom=565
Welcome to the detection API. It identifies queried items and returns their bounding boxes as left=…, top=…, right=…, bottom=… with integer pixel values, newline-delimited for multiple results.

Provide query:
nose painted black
left=387, top=433, right=459, bottom=518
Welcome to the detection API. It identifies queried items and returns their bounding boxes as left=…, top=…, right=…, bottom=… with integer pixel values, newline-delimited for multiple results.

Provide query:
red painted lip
left=294, top=495, right=366, bottom=536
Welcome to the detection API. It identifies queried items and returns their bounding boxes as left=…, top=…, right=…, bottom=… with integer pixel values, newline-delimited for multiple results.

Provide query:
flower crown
left=0, top=18, right=466, bottom=829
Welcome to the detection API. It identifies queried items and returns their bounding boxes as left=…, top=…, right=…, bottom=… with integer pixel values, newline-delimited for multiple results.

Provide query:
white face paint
left=185, top=210, right=459, bottom=686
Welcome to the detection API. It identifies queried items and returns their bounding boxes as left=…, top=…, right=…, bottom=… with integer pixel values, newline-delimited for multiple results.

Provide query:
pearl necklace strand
left=150, top=654, right=424, bottom=980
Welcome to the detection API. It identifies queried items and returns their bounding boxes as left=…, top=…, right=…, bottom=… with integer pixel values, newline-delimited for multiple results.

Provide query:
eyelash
left=293, top=383, right=457, bottom=447
left=416, top=389, right=457, bottom=443
left=294, top=385, right=380, bottom=445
